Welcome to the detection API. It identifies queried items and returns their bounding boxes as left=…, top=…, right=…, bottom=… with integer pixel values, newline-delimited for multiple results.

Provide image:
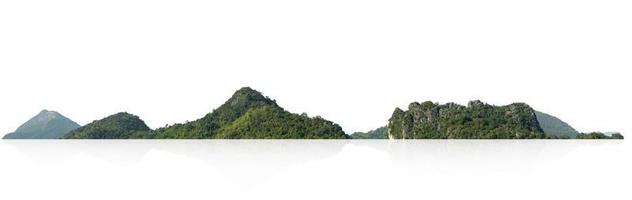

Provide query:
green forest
left=63, top=87, right=348, bottom=139
left=3, top=87, right=623, bottom=140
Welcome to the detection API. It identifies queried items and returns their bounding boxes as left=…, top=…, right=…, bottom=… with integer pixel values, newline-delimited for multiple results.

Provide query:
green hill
left=63, top=112, right=151, bottom=139
left=576, top=132, right=624, bottom=139
left=351, top=126, right=388, bottom=139
left=150, top=87, right=349, bottom=139
left=387, top=100, right=546, bottom=139
left=534, top=111, right=579, bottom=138
left=3, top=110, right=80, bottom=139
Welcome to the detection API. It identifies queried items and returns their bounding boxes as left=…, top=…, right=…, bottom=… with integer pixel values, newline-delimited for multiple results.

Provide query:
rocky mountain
left=387, top=100, right=546, bottom=139
left=351, top=126, right=388, bottom=139
left=3, top=110, right=80, bottom=139
left=534, top=111, right=579, bottom=138
left=63, top=112, right=151, bottom=139
left=150, top=87, right=349, bottom=139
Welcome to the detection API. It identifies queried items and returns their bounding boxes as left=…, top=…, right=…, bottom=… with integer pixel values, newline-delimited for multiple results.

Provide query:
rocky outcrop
left=388, top=100, right=546, bottom=139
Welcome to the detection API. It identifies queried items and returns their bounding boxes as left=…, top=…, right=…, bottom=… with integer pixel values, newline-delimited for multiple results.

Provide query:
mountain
left=387, top=100, right=546, bottom=139
left=63, top=112, right=151, bottom=139
left=351, top=126, right=388, bottom=139
left=3, top=110, right=80, bottom=139
left=534, top=111, right=579, bottom=138
left=150, top=87, right=349, bottom=139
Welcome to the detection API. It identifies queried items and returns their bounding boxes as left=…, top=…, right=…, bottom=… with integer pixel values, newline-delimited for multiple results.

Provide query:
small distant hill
left=3, top=110, right=80, bottom=139
left=63, top=112, right=151, bottom=139
left=576, top=132, right=624, bottom=139
left=351, top=126, right=388, bottom=139
left=534, top=111, right=579, bottom=138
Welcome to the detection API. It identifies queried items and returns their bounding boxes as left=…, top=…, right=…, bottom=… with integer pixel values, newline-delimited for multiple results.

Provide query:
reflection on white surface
left=0, top=140, right=629, bottom=200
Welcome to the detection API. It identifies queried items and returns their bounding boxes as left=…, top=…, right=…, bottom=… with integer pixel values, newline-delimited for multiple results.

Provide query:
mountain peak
left=231, top=87, right=266, bottom=99
left=3, top=110, right=80, bottom=139
left=35, top=109, right=61, bottom=120
left=234, top=86, right=258, bottom=94
left=226, top=87, right=277, bottom=108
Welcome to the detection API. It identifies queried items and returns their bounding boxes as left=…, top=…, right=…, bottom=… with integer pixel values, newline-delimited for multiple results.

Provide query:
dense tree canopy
left=350, top=126, right=388, bottom=139
left=63, top=112, right=151, bottom=139
left=148, top=87, right=348, bottom=139
left=576, top=132, right=624, bottom=139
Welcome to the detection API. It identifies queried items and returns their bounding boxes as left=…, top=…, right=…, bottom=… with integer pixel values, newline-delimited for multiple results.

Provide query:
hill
left=3, top=110, right=80, bottom=139
left=350, top=126, right=388, bottom=139
left=387, top=100, right=546, bottom=139
left=534, top=111, right=579, bottom=138
left=150, top=87, right=349, bottom=139
left=63, top=112, right=151, bottom=139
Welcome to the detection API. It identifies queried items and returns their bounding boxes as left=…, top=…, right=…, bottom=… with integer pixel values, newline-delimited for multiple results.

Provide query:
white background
left=0, top=1, right=631, bottom=200
left=1, top=0, right=631, bottom=135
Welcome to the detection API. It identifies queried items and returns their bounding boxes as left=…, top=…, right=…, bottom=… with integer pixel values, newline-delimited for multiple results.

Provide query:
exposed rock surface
left=388, top=100, right=546, bottom=139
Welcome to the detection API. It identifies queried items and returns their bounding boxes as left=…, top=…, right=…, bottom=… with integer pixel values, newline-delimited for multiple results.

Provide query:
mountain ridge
left=3, top=88, right=622, bottom=140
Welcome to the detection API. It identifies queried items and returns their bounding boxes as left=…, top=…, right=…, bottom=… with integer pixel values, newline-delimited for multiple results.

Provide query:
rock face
left=534, top=111, right=579, bottom=138
left=3, top=110, right=80, bottom=139
left=387, top=100, right=546, bottom=139
left=63, top=112, right=151, bottom=139
left=151, top=87, right=349, bottom=139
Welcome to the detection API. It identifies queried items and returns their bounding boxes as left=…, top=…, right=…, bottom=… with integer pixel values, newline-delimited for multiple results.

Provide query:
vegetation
left=534, top=111, right=579, bottom=138
left=387, top=100, right=547, bottom=139
left=576, top=132, right=624, bottom=139
left=148, top=87, right=348, bottom=139
left=350, top=126, right=388, bottom=139
left=3, top=110, right=80, bottom=139
left=6, top=88, right=623, bottom=140
left=63, top=112, right=151, bottom=139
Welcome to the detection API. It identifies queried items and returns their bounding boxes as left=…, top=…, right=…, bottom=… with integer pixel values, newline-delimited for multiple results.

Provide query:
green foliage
left=534, top=111, right=579, bottom=138
left=3, top=110, right=80, bottom=139
left=151, top=87, right=348, bottom=139
left=387, top=108, right=405, bottom=139
left=612, top=133, right=624, bottom=139
left=576, top=132, right=624, bottom=139
left=63, top=112, right=151, bottom=139
left=350, top=126, right=388, bottom=139
left=215, top=105, right=348, bottom=139
left=388, top=100, right=547, bottom=139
